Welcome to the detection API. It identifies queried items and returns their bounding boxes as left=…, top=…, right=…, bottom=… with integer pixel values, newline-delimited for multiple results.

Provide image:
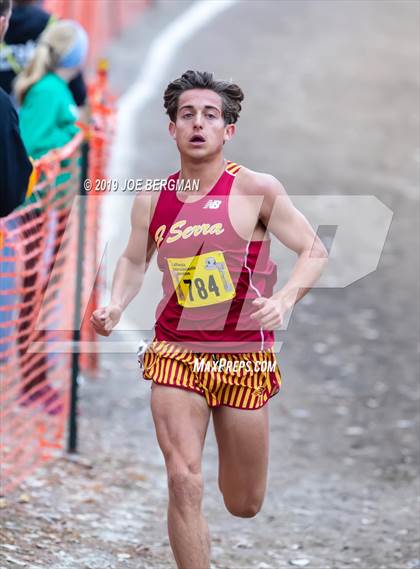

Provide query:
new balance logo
left=203, top=199, right=222, bottom=209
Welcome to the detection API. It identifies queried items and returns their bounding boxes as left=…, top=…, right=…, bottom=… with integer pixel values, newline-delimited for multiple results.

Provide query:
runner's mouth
left=189, top=135, right=206, bottom=143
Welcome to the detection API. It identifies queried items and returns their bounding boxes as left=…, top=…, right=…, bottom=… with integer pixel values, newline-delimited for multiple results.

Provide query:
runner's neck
left=178, top=157, right=227, bottom=195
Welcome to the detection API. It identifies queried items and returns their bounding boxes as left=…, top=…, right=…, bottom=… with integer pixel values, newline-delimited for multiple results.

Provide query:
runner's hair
left=0, top=0, right=11, bottom=16
left=14, top=20, right=80, bottom=103
left=163, top=70, right=244, bottom=125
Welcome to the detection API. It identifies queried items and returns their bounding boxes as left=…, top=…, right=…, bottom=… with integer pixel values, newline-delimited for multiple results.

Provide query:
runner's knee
left=167, top=465, right=204, bottom=509
left=223, top=493, right=264, bottom=518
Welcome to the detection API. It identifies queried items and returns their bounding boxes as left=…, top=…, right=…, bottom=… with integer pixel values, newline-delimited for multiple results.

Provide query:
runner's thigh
left=151, top=384, right=211, bottom=469
left=212, top=405, right=269, bottom=509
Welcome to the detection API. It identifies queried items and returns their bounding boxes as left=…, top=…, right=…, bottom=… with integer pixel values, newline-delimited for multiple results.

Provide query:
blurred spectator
left=0, top=0, right=31, bottom=391
left=12, top=19, right=88, bottom=414
left=0, top=0, right=33, bottom=217
left=15, top=19, right=88, bottom=158
left=0, top=0, right=87, bottom=107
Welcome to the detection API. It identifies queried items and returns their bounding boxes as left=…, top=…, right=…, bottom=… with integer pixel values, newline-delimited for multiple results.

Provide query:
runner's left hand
left=250, top=296, right=288, bottom=330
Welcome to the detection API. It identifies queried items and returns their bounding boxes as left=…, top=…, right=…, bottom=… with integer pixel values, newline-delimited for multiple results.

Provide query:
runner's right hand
left=91, top=305, right=122, bottom=336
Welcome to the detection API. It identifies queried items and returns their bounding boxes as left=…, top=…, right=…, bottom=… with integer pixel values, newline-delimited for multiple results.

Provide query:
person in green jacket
left=14, top=19, right=88, bottom=211
left=14, top=19, right=88, bottom=160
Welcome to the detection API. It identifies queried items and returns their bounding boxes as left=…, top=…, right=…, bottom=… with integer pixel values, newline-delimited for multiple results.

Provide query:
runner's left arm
left=250, top=174, right=328, bottom=330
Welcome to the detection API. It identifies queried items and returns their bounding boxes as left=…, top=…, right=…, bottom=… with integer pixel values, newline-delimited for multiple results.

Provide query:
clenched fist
left=250, top=296, right=289, bottom=330
left=91, top=304, right=122, bottom=336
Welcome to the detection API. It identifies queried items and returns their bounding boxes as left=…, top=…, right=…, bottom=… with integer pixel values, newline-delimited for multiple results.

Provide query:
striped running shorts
left=139, top=339, right=281, bottom=410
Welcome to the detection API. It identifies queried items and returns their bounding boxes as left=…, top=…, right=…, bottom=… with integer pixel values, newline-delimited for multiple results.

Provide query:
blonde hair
left=14, top=20, right=79, bottom=103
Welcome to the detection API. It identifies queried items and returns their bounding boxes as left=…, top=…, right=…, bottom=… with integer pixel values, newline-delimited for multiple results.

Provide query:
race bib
left=167, top=250, right=236, bottom=308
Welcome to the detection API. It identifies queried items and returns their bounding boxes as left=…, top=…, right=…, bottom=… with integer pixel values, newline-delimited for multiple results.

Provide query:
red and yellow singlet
left=148, top=161, right=278, bottom=353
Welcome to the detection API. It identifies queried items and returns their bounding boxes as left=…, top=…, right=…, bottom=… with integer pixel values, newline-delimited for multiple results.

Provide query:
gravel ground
left=1, top=1, right=419, bottom=568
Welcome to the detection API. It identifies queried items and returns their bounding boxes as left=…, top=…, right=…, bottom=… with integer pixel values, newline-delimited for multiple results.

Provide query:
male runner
left=91, top=70, right=328, bottom=569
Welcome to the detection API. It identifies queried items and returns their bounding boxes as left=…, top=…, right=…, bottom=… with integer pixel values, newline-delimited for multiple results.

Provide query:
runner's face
left=169, top=89, right=235, bottom=158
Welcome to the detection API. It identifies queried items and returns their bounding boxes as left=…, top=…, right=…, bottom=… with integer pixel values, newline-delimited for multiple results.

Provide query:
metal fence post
left=68, top=141, right=89, bottom=453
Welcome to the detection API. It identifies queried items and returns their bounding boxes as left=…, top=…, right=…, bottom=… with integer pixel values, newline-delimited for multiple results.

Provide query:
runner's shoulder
left=235, top=166, right=287, bottom=199
left=132, top=191, right=157, bottom=228
left=132, top=170, right=177, bottom=218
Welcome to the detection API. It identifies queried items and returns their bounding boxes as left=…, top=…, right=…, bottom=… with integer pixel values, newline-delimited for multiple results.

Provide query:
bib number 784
left=167, top=251, right=236, bottom=308
left=182, top=275, right=220, bottom=301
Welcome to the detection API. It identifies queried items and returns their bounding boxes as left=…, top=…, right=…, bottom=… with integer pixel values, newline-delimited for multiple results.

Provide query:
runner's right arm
left=91, top=194, right=156, bottom=336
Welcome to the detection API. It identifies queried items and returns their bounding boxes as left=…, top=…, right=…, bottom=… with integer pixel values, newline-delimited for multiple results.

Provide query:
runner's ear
left=169, top=121, right=176, bottom=140
left=223, top=123, right=235, bottom=143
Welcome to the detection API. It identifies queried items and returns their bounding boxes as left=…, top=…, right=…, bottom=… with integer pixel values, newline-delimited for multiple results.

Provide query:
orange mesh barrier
left=0, top=136, right=83, bottom=494
left=0, top=66, right=115, bottom=494
left=79, top=62, right=116, bottom=377
left=44, top=0, right=150, bottom=66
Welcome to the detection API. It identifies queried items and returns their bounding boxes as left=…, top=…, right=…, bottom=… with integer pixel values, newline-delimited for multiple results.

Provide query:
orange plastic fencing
left=0, top=67, right=115, bottom=494
left=79, top=62, right=117, bottom=376
left=0, top=136, right=82, bottom=494
left=44, top=0, right=150, bottom=66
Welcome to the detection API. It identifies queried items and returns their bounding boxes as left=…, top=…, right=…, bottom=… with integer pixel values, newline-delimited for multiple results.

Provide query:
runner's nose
left=193, top=112, right=204, bottom=128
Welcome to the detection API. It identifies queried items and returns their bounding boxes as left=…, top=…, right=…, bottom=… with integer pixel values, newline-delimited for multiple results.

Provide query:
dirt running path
left=1, top=1, right=418, bottom=568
